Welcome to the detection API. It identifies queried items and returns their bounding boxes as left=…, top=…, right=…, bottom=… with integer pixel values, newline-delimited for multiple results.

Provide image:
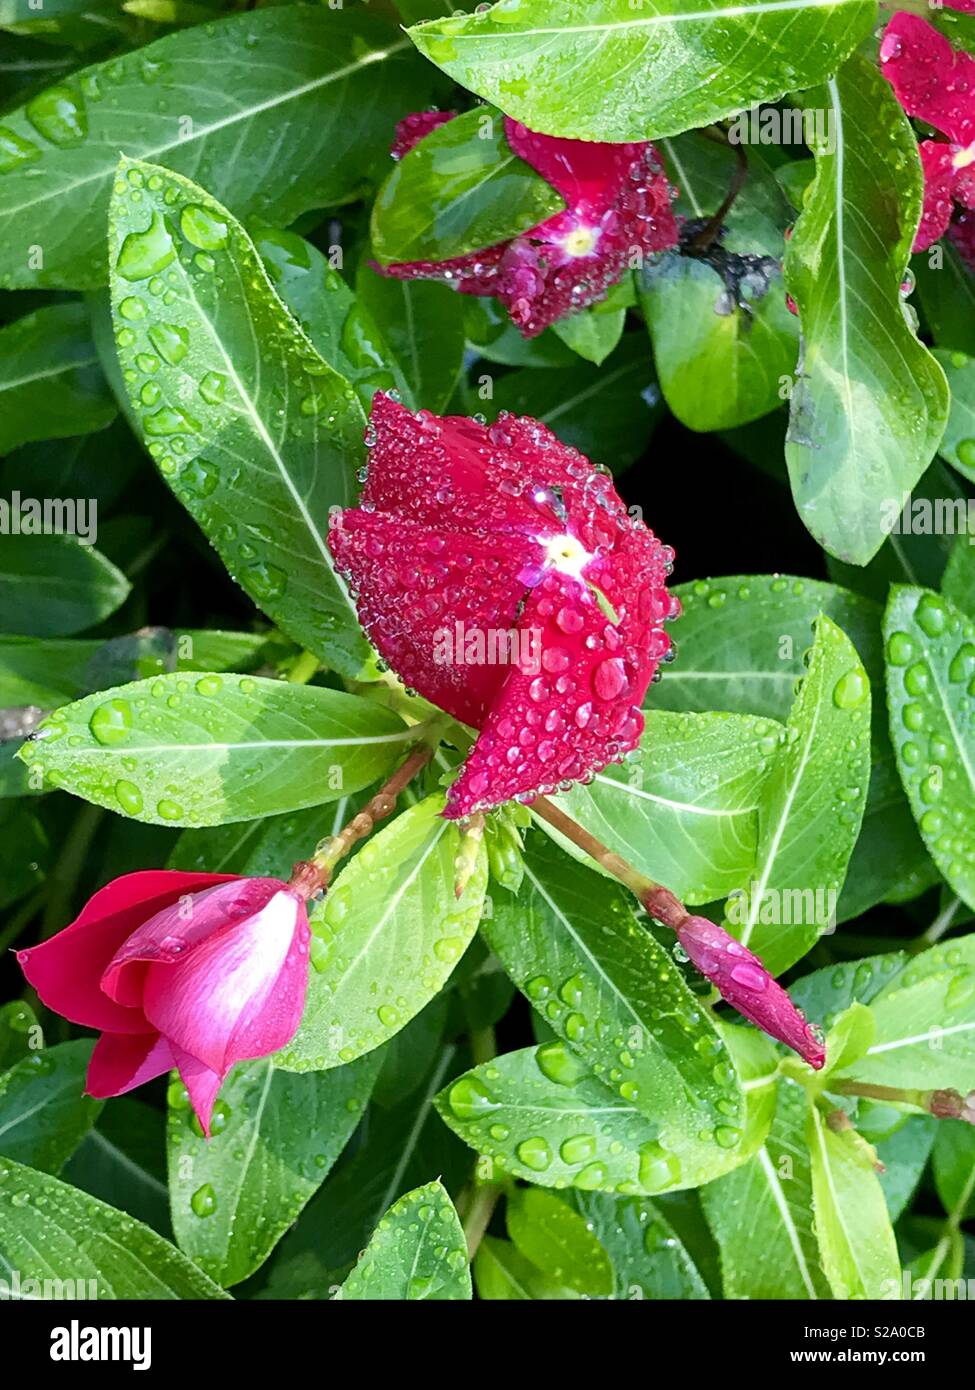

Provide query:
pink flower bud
left=17, top=871, right=310, bottom=1135
left=675, top=915, right=826, bottom=1069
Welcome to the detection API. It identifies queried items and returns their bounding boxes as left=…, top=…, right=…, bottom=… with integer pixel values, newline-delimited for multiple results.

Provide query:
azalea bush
left=1, top=0, right=975, bottom=1308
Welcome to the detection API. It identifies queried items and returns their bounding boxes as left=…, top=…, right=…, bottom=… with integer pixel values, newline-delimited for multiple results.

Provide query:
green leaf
left=63, top=1098, right=170, bottom=1235
left=933, top=348, right=975, bottom=482
left=914, top=242, right=975, bottom=357
left=0, top=7, right=435, bottom=290
left=436, top=1030, right=776, bottom=1197
left=840, top=934, right=975, bottom=1091
left=0, top=1002, right=39, bottom=1071
left=943, top=536, right=975, bottom=622
left=485, top=334, right=661, bottom=473
left=339, top=1180, right=471, bottom=1300
left=408, top=0, right=875, bottom=143
left=0, top=628, right=273, bottom=709
left=932, top=1121, right=975, bottom=1221
left=108, top=160, right=370, bottom=676
left=18, top=672, right=414, bottom=826
left=371, top=106, right=563, bottom=265
left=0, top=535, right=130, bottom=638
left=564, top=1189, right=711, bottom=1298
left=783, top=55, right=949, bottom=565
left=254, top=225, right=412, bottom=409
left=264, top=1043, right=468, bottom=1294
left=485, top=836, right=745, bottom=1131
left=280, top=795, right=488, bottom=1071
left=644, top=137, right=798, bottom=431
left=807, top=1104, right=901, bottom=1299
left=0, top=1156, right=229, bottom=1298
left=506, top=1186, right=614, bottom=1295
left=168, top=804, right=334, bottom=877
left=702, top=1078, right=831, bottom=1299
left=822, top=1002, right=875, bottom=1077
left=884, top=586, right=975, bottom=911
left=552, top=305, right=626, bottom=366
left=474, top=1235, right=578, bottom=1299
left=0, top=1042, right=101, bottom=1172
left=168, top=1052, right=381, bottom=1287
left=876, top=1115, right=937, bottom=1223
left=0, top=302, right=114, bottom=450
left=356, top=267, right=466, bottom=412
left=726, top=614, right=871, bottom=975
left=551, top=711, right=781, bottom=903
left=654, top=573, right=882, bottom=723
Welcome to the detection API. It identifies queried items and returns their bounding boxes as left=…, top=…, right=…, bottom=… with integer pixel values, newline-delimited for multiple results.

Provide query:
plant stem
left=40, top=803, right=104, bottom=941
left=463, top=1182, right=502, bottom=1262
left=462, top=1021, right=501, bottom=1261
left=917, top=894, right=962, bottom=949
left=685, top=129, right=749, bottom=256
left=531, top=795, right=689, bottom=927
left=0, top=887, right=46, bottom=955
left=288, top=730, right=442, bottom=898
left=832, top=1080, right=928, bottom=1107
left=287, top=649, right=321, bottom=684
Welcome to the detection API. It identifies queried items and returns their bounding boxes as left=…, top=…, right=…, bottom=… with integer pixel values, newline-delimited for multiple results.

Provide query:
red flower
left=18, top=872, right=310, bottom=1134
left=328, top=394, right=675, bottom=817
left=880, top=13, right=975, bottom=251
left=376, top=112, right=678, bottom=337
left=675, top=915, right=826, bottom=1069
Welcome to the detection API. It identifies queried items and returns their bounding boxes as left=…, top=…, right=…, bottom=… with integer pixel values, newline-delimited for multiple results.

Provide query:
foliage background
left=1, top=0, right=974, bottom=1301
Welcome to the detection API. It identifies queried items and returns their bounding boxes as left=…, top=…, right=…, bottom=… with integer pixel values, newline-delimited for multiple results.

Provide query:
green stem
left=287, top=649, right=321, bottom=685
left=0, top=887, right=46, bottom=955
left=40, top=803, right=104, bottom=941
left=462, top=1022, right=501, bottom=1261
left=917, top=894, right=962, bottom=950
left=531, top=795, right=689, bottom=928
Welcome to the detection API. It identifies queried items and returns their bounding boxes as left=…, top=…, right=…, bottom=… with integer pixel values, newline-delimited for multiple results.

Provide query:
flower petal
left=446, top=561, right=669, bottom=816
left=880, top=14, right=975, bottom=147
left=141, top=888, right=309, bottom=1076
left=329, top=509, right=540, bottom=726
left=392, top=110, right=457, bottom=160
left=950, top=208, right=975, bottom=269
left=916, top=141, right=959, bottom=252
left=17, top=870, right=234, bottom=1035
left=173, top=1046, right=225, bottom=1139
left=504, top=118, right=652, bottom=212
left=675, top=915, right=826, bottom=1069
left=101, top=877, right=288, bottom=1007
left=86, top=1030, right=175, bottom=1098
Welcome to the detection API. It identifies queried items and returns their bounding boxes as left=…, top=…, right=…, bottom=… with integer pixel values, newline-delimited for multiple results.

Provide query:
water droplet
left=89, top=698, right=132, bottom=746
left=116, top=210, right=176, bottom=281
left=25, top=84, right=87, bottom=147
left=114, top=779, right=143, bottom=815
left=190, top=1183, right=217, bottom=1218
left=515, top=1137, right=552, bottom=1171
left=179, top=203, right=228, bottom=251
left=832, top=669, right=868, bottom=709
left=148, top=322, right=189, bottom=366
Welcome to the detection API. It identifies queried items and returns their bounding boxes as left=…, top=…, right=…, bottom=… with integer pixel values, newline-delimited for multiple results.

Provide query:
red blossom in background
left=376, top=112, right=679, bottom=336
left=328, top=393, right=676, bottom=817
left=880, top=12, right=975, bottom=252
left=675, top=915, right=826, bottom=1069
left=18, top=872, right=310, bottom=1134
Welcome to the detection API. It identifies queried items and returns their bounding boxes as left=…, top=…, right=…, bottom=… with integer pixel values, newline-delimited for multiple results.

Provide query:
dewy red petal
left=391, top=109, right=456, bottom=160
left=880, top=13, right=975, bottom=254
left=950, top=208, right=975, bottom=269
left=329, top=394, right=674, bottom=814
left=675, top=915, right=826, bottom=1069
left=377, top=113, right=678, bottom=336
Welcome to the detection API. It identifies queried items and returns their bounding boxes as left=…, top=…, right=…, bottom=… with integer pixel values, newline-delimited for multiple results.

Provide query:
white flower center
left=953, top=142, right=975, bottom=172
left=561, top=224, right=601, bottom=258
left=543, top=532, right=592, bottom=579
